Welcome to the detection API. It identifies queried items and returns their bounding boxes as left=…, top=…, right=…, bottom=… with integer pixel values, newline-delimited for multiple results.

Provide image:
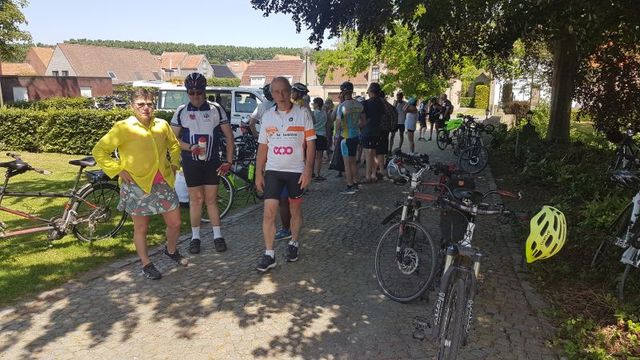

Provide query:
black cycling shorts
left=376, top=132, right=389, bottom=155
left=341, top=137, right=359, bottom=157
left=182, top=158, right=220, bottom=187
left=264, top=170, right=304, bottom=200
left=316, top=135, right=328, bottom=151
left=361, top=135, right=380, bottom=149
left=395, top=124, right=405, bottom=133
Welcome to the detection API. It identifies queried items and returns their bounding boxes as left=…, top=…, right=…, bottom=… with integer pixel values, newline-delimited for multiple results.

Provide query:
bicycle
left=0, top=153, right=127, bottom=243
left=606, top=128, right=640, bottom=171
left=216, top=127, right=263, bottom=219
left=377, top=152, right=469, bottom=303
left=436, top=118, right=464, bottom=151
left=425, top=183, right=519, bottom=359
left=591, top=170, right=640, bottom=303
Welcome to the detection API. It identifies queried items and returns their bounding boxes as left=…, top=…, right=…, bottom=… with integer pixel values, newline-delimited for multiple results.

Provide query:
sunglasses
left=188, top=90, right=204, bottom=96
left=134, top=102, right=154, bottom=108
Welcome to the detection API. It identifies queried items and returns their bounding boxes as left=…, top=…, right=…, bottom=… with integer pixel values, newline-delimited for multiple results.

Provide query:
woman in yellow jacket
left=93, top=88, right=185, bottom=280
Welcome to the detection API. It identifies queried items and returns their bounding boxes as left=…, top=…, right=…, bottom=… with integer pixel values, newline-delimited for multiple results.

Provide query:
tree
left=316, top=24, right=447, bottom=99
left=0, top=0, right=31, bottom=62
left=251, top=0, right=640, bottom=143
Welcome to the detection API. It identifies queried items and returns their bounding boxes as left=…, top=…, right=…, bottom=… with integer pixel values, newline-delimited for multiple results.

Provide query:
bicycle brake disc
left=398, top=247, right=419, bottom=275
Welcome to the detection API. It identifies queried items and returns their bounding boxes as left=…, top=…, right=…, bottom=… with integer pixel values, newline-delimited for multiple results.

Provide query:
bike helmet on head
left=184, top=72, right=207, bottom=90
left=525, top=206, right=567, bottom=263
left=262, top=84, right=273, bottom=101
left=407, top=97, right=417, bottom=106
left=292, top=82, right=309, bottom=94
left=340, top=81, right=354, bottom=92
left=611, top=170, right=640, bottom=188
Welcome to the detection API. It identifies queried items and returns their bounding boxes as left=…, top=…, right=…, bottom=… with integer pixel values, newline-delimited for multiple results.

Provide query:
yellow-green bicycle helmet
left=526, top=206, right=567, bottom=263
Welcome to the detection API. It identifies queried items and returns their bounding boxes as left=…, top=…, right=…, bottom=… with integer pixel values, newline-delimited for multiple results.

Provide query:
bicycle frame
left=0, top=164, right=93, bottom=239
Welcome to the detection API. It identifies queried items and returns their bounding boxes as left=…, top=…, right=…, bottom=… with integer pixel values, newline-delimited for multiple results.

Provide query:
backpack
left=381, top=100, right=398, bottom=132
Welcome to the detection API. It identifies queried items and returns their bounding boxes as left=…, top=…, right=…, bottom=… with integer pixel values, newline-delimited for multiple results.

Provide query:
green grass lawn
left=0, top=151, right=256, bottom=306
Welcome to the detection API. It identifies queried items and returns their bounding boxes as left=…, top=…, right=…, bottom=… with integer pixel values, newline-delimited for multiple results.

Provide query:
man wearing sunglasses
left=170, top=72, right=235, bottom=254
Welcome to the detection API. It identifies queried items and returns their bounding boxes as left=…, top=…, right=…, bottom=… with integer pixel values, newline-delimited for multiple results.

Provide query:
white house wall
left=45, top=47, right=76, bottom=76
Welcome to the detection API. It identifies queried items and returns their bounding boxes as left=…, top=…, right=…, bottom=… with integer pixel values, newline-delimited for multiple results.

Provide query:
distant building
left=25, top=47, right=54, bottom=75
left=160, top=52, right=211, bottom=79
left=240, top=59, right=318, bottom=88
left=226, top=61, right=250, bottom=79
left=46, top=43, right=162, bottom=84
left=211, top=64, right=237, bottom=78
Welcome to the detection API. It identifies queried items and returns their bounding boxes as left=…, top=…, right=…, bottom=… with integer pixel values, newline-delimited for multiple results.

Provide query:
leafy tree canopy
left=0, top=0, right=31, bottom=61
left=252, top=0, right=640, bottom=140
left=316, top=24, right=447, bottom=99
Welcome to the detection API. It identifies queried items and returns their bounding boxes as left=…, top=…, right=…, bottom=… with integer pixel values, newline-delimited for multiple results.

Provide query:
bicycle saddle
left=69, top=156, right=96, bottom=167
left=452, top=188, right=484, bottom=204
left=0, top=160, right=28, bottom=171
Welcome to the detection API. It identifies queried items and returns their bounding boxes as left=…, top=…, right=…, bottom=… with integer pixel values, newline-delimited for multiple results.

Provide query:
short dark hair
left=368, top=82, right=382, bottom=97
left=130, top=88, right=154, bottom=103
left=313, top=97, right=324, bottom=108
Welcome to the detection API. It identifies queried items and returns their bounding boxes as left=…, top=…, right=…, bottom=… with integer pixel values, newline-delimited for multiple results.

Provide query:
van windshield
left=158, top=90, right=188, bottom=110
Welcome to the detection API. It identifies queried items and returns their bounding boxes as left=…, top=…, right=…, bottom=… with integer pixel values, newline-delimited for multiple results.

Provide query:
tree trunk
left=547, top=33, right=578, bottom=143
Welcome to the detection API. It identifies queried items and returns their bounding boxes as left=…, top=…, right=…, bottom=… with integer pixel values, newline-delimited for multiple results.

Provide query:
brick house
left=240, top=59, right=319, bottom=89
left=45, top=43, right=162, bottom=84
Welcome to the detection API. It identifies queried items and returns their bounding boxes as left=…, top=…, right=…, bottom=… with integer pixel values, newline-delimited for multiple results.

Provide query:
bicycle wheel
left=435, top=276, right=468, bottom=360
left=436, top=130, right=449, bottom=150
left=72, top=182, right=127, bottom=242
left=217, top=175, right=234, bottom=219
left=618, top=264, right=640, bottom=305
left=374, top=221, right=438, bottom=303
left=458, top=146, right=489, bottom=174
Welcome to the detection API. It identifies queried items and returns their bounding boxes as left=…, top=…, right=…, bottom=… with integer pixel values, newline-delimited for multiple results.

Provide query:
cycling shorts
left=264, top=170, right=304, bottom=200
left=182, top=158, right=220, bottom=187
left=341, top=137, right=359, bottom=157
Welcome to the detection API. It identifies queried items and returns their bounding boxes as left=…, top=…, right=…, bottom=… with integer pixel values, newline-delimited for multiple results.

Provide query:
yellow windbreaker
left=92, top=116, right=181, bottom=193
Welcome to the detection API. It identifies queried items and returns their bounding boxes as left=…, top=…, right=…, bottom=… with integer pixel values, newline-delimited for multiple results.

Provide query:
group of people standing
left=391, top=92, right=454, bottom=154
left=91, top=71, right=455, bottom=279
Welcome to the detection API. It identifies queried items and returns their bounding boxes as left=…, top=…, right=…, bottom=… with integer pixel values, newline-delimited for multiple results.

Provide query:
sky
left=21, top=0, right=324, bottom=49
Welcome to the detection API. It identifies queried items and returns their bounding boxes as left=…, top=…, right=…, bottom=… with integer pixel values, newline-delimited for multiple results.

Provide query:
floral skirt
left=117, top=181, right=179, bottom=216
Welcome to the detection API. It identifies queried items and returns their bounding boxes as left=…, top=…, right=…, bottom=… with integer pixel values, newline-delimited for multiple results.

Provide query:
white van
left=157, top=84, right=265, bottom=128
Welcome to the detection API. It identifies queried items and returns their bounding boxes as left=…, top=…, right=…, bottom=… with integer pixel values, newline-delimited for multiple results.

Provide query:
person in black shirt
left=360, top=82, right=386, bottom=182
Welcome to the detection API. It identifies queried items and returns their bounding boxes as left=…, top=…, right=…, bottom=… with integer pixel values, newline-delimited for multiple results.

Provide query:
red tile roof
left=58, top=43, right=160, bottom=83
left=323, top=67, right=368, bottom=86
left=182, top=55, right=205, bottom=69
left=28, top=47, right=54, bottom=68
left=160, top=52, right=188, bottom=69
left=240, top=60, right=304, bottom=85
left=0, top=62, right=37, bottom=75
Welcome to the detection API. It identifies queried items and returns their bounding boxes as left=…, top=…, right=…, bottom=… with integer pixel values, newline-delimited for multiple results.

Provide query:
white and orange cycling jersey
left=258, top=103, right=316, bottom=173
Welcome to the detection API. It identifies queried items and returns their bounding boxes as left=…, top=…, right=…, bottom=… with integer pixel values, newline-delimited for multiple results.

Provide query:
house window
left=371, top=66, right=380, bottom=82
left=107, top=71, right=117, bottom=79
left=152, top=71, right=161, bottom=80
left=52, top=71, right=59, bottom=77
left=250, top=76, right=265, bottom=86
left=80, top=87, right=92, bottom=97
left=61, top=70, right=69, bottom=77
left=12, top=87, right=28, bottom=102
left=134, top=72, right=143, bottom=80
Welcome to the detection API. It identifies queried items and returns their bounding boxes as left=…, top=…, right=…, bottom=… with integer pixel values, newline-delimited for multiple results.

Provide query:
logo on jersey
left=189, top=113, right=196, bottom=120
left=265, top=127, right=278, bottom=137
left=203, top=113, right=210, bottom=119
left=289, top=117, right=294, bottom=122
left=273, top=146, right=294, bottom=155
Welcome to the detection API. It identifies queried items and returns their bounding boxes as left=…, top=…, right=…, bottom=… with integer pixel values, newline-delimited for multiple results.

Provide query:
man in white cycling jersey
left=255, top=77, right=316, bottom=272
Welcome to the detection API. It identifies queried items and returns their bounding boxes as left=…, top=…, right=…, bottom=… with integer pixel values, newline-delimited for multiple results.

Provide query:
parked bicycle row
left=374, top=149, right=566, bottom=359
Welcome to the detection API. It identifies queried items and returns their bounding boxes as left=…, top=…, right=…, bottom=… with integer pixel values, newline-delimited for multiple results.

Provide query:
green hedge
left=8, top=97, right=94, bottom=110
left=474, top=84, right=489, bottom=109
left=459, top=96, right=473, bottom=108
left=0, top=108, right=142, bottom=154
left=208, top=77, right=241, bottom=87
